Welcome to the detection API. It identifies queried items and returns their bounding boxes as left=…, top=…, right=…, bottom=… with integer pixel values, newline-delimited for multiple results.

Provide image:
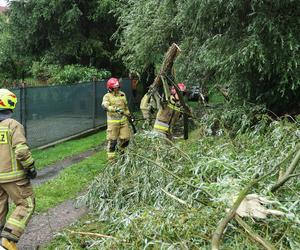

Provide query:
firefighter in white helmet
left=102, top=78, right=131, bottom=161
left=0, top=89, right=36, bottom=250
left=153, top=83, right=186, bottom=139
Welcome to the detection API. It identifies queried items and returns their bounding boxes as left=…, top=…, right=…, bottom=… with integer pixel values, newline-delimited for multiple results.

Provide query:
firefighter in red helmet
left=102, top=78, right=131, bottom=161
left=153, top=83, right=186, bottom=139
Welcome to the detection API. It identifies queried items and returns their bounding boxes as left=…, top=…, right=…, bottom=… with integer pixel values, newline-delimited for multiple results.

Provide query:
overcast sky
left=0, top=0, right=7, bottom=7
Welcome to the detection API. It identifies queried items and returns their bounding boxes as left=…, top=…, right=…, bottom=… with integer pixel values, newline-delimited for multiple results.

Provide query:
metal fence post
left=92, top=80, right=96, bottom=128
left=20, top=83, right=27, bottom=135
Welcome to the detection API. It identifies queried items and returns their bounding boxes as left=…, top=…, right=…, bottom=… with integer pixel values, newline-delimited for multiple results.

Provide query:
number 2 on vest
left=0, top=132, right=8, bottom=144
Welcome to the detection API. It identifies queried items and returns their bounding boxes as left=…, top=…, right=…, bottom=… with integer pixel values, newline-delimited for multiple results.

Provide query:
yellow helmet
left=0, top=89, right=17, bottom=111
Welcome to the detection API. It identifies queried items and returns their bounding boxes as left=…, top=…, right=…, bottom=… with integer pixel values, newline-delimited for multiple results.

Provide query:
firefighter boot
left=119, top=139, right=129, bottom=155
left=107, top=139, right=117, bottom=163
left=0, top=238, right=18, bottom=250
left=107, top=151, right=116, bottom=162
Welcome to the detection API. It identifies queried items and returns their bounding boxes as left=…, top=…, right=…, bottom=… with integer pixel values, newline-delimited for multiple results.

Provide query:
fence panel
left=10, top=79, right=134, bottom=148
left=95, top=80, right=108, bottom=127
left=11, top=88, right=21, bottom=122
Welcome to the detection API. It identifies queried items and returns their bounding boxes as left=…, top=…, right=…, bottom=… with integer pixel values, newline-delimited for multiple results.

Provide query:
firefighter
left=139, top=92, right=158, bottom=129
left=153, top=83, right=186, bottom=139
left=0, top=89, right=36, bottom=250
left=102, top=78, right=131, bottom=161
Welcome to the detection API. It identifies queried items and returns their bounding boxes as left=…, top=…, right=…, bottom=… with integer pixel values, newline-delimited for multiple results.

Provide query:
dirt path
left=17, top=147, right=104, bottom=249
left=18, top=199, right=87, bottom=249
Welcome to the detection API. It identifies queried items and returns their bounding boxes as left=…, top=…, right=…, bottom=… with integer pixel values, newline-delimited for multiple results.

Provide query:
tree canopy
left=5, top=0, right=123, bottom=76
left=115, top=0, right=300, bottom=114
left=0, top=0, right=299, bottom=113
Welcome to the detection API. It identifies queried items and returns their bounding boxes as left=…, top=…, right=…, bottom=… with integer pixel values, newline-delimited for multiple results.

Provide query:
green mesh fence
left=11, top=88, right=21, bottom=122
left=11, top=79, right=134, bottom=148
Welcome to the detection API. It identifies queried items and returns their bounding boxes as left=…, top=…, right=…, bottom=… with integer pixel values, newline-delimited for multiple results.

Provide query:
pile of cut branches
left=78, top=117, right=300, bottom=249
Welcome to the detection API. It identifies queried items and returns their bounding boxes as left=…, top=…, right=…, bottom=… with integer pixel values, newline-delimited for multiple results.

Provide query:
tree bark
left=148, top=43, right=181, bottom=92
left=271, top=147, right=300, bottom=192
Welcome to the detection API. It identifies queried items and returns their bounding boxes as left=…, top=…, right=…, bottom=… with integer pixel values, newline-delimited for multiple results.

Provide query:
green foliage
left=0, top=0, right=124, bottom=82
left=0, top=14, right=31, bottom=83
left=200, top=103, right=270, bottom=135
left=31, top=62, right=111, bottom=85
left=114, top=0, right=179, bottom=73
left=31, top=61, right=60, bottom=83
left=52, top=65, right=111, bottom=84
left=52, top=115, right=300, bottom=249
left=116, top=0, right=300, bottom=114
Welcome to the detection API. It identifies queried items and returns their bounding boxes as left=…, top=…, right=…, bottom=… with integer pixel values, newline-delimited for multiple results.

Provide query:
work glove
left=26, top=165, right=37, bottom=179
left=128, top=114, right=135, bottom=122
left=115, top=108, right=124, bottom=114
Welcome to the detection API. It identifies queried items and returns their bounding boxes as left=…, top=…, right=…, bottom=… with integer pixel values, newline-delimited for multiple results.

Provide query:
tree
left=0, top=12, right=28, bottom=83
left=116, top=0, right=300, bottom=114
left=6, top=0, right=124, bottom=76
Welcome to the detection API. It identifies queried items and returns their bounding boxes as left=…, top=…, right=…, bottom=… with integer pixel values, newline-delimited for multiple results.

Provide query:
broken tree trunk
left=147, top=43, right=193, bottom=140
left=148, top=43, right=181, bottom=93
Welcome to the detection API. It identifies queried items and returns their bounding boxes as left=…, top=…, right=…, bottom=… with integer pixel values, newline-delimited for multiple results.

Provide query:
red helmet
left=106, top=78, right=121, bottom=91
left=171, top=83, right=186, bottom=95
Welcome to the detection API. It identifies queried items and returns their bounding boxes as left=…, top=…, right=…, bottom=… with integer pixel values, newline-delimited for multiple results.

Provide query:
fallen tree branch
left=215, top=85, right=230, bottom=102
left=271, top=147, right=300, bottom=192
left=130, top=152, right=213, bottom=200
left=211, top=174, right=266, bottom=250
left=286, top=172, right=300, bottom=179
left=161, top=137, right=195, bottom=167
left=161, top=188, right=192, bottom=208
left=67, top=230, right=116, bottom=239
left=235, top=215, right=276, bottom=250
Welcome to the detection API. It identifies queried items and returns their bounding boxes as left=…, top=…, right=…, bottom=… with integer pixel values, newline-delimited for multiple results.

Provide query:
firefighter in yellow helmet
left=102, top=78, right=131, bottom=161
left=153, top=83, right=186, bottom=139
left=0, top=89, right=36, bottom=250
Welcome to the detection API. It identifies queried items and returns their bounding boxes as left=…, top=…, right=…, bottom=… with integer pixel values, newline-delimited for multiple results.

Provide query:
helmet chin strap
left=0, top=109, right=13, bottom=121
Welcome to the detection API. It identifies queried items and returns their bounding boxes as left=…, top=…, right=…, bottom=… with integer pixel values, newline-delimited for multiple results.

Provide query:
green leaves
left=2, top=0, right=123, bottom=81
left=116, top=0, right=300, bottom=114
left=80, top=116, right=300, bottom=249
left=31, top=62, right=111, bottom=84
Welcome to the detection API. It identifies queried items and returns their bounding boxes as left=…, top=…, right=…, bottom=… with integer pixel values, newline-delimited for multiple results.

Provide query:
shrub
left=31, top=63, right=111, bottom=85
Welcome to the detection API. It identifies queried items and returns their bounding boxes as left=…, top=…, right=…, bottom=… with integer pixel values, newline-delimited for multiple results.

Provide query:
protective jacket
left=153, top=97, right=182, bottom=137
left=102, top=91, right=130, bottom=123
left=140, top=93, right=158, bottom=120
left=0, top=118, right=34, bottom=183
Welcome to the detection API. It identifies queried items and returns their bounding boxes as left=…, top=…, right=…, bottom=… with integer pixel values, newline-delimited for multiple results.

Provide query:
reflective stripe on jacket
left=107, top=116, right=127, bottom=124
left=0, top=118, right=34, bottom=183
left=153, top=100, right=181, bottom=135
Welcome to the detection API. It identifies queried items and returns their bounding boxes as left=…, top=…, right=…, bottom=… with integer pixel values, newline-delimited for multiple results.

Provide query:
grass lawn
left=32, top=131, right=106, bottom=170
left=34, top=151, right=107, bottom=213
